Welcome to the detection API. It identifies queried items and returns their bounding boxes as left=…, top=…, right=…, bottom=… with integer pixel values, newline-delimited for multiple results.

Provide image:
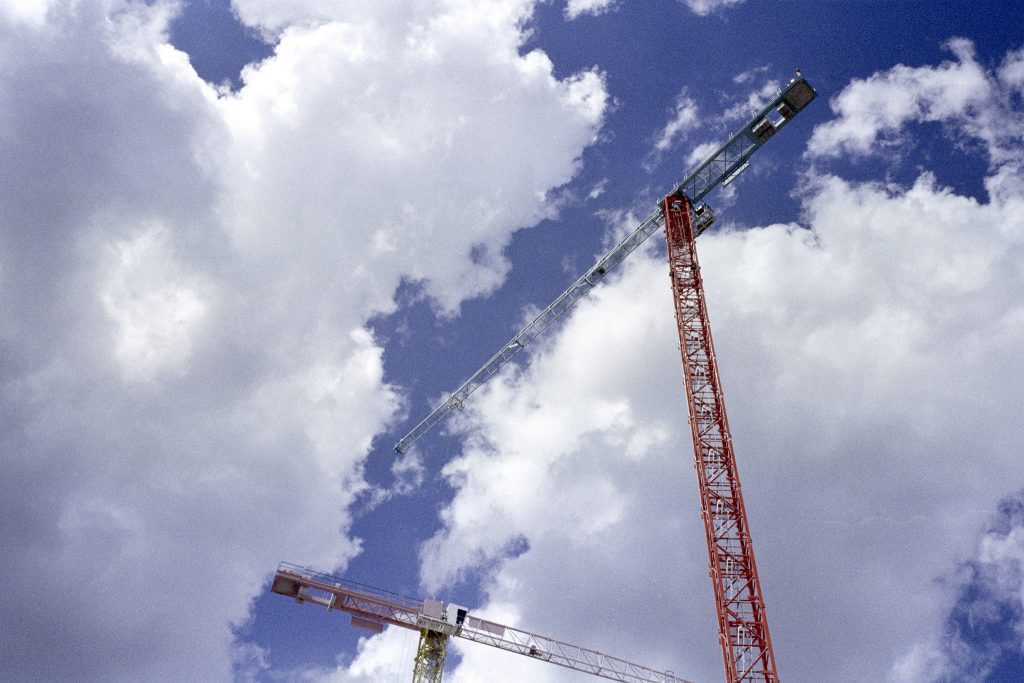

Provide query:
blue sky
left=2, top=1, right=1023, bottom=682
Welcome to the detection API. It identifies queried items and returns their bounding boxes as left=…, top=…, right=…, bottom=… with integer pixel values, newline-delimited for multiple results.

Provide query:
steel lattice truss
left=455, top=616, right=687, bottom=683
left=271, top=564, right=692, bottom=683
left=394, top=76, right=817, bottom=455
left=662, top=196, right=778, bottom=683
left=393, top=207, right=665, bottom=454
left=413, top=629, right=447, bottom=683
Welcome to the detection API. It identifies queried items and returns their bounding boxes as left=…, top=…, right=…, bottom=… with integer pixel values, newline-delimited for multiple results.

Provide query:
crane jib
left=272, top=562, right=694, bottom=683
left=393, top=76, right=816, bottom=454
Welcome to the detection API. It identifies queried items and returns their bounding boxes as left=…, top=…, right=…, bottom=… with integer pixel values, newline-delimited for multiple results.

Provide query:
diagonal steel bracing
left=662, top=195, right=778, bottom=683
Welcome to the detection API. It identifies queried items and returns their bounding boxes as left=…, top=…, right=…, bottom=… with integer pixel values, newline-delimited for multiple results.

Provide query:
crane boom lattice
left=394, top=76, right=816, bottom=454
left=271, top=563, right=692, bottom=683
left=662, top=196, right=777, bottom=682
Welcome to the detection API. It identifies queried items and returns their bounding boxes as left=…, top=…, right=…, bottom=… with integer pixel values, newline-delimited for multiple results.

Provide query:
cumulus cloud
left=682, top=0, right=745, bottom=16
left=644, top=90, right=700, bottom=171
left=230, top=0, right=419, bottom=39
left=676, top=75, right=782, bottom=190
left=892, top=493, right=1024, bottom=682
left=722, top=78, right=781, bottom=123
left=408, top=45, right=1024, bottom=683
left=999, top=47, right=1024, bottom=93
left=733, top=64, right=771, bottom=85
left=0, top=0, right=606, bottom=680
left=684, top=140, right=720, bottom=170
left=221, top=1, right=606, bottom=314
left=587, top=178, right=609, bottom=200
left=807, top=38, right=1024, bottom=168
left=100, top=222, right=210, bottom=381
left=565, top=0, right=617, bottom=20
left=288, top=627, right=419, bottom=682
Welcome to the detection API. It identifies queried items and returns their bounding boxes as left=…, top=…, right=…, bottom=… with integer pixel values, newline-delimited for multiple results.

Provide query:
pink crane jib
left=272, top=562, right=692, bottom=683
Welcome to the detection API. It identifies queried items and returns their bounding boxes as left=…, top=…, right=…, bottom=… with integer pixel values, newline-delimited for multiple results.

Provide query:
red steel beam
left=661, top=195, right=779, bottom=683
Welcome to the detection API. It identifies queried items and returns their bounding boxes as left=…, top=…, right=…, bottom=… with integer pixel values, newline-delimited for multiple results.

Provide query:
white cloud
left=644, top=91, right=699, bottom=171
left=100, top=222, right=210, bottom=381
left=889, top=643, right=946, bottom=683
left=891, top=496, right=1024, bottom=682
left=230, top=0, right=407, bottom=38
left=653, top=92, right=699, bottom=153
left=416, top=49, right=1024, bottom=683
left=684, top=140, right=719, bottom=169
left=0, top=0, right=606, bottom=680
left=806, top=38, right=1019, bottom=163
left=733, top=64, right=771, bottom=85
left=979, top=526, right=1024, bottom=610
left=565, top=0, right=617, bottom=20
left=655, top=76, right=783, bottom=178
left=0, top=0, right=56, bottom=26
left=682, top=0, right=745, bottom=16
left=999, top=47, right=1024, bottom=93
left=220, top=2, right=607, bottom=314
left=294, top=627, right=419, bottom=682
left=722, top=79, right=781, bottom=122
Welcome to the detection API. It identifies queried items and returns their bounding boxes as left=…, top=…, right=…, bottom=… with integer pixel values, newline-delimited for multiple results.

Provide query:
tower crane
left=393, top=75, right=815, bottom=456
left=271, top=562, right=691, bottom=683
left=392, top=75, right=817, bottom=682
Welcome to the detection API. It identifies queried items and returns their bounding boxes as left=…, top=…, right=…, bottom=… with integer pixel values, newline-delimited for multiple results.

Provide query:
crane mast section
left=662, top=196, right=778, bottom=682
left=271, top=563, right=693, bottom=683
left=413, top=629, right=447, bottom=683
left=394, top=76, right=816, bottom=454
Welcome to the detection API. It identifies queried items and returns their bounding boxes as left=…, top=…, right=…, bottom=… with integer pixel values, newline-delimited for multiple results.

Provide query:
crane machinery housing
left=390, top=74, right=817, bottom=683
left=272, top=562, right=691, bottom=683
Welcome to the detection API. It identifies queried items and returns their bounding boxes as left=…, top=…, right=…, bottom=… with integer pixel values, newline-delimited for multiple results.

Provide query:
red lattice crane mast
left=391, top=74, right=817, bottom=682
left=663, top=196, right=776, bottom=680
